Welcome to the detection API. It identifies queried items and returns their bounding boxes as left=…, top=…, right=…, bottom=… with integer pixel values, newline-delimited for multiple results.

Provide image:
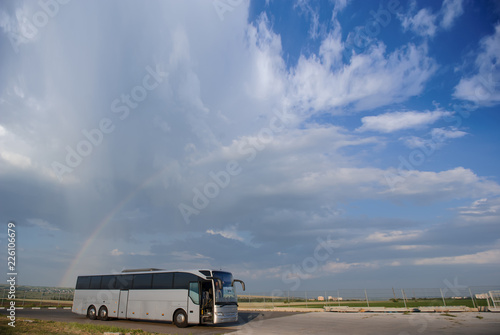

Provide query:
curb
left=239, top=308, right=323, bottom=312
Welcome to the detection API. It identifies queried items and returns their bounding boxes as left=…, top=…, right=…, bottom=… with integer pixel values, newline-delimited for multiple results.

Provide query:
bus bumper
left=213, top=306, right=238, bottom=323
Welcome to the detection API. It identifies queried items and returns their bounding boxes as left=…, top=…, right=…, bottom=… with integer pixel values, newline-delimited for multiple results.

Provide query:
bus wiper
left=216, top=301, right=237, bottom=306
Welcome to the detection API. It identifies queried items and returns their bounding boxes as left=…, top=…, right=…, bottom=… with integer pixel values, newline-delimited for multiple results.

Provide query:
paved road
left=2, top=308, right=299, bottom=334
left=3, top=308, right=500, bottom=334
left=234, top=311, right=500, bottom=335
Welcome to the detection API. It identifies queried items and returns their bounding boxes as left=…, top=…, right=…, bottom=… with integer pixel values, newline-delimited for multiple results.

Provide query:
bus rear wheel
left=87, top=305, right=97, bottom=320
left=173, top=309, right=188, bottom=328
left=98, top=306, right=109, bottom=321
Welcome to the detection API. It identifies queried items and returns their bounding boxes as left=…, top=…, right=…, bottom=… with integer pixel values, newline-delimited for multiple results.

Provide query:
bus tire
left=98, top=306, right=109, bottom=321
left=173, top=309, right=188, bottom=328
left=87, top=305, right=97, bottom=320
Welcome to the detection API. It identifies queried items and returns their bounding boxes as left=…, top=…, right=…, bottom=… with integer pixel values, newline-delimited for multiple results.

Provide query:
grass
left=0, top=299, right=73, bottom=308
left=0, top=317, right=160, bottom=335
left=441, top=313, right=457, bottom=317
left=241, top=298, right=486, bottom=309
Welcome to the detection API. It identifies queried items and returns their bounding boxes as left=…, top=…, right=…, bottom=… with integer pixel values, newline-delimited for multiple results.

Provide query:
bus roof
left=75, top=269, right=230, bottom=278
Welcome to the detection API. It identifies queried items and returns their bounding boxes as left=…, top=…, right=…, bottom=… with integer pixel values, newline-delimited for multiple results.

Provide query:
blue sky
left=0, top=0, right=499, bottom=292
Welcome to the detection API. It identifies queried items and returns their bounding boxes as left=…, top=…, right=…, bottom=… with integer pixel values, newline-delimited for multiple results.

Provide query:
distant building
left=317, top=296, right=325, bottom=301
left=476, top=293, right=489, bottom=299
left=328, top=296, right=343, bottom=301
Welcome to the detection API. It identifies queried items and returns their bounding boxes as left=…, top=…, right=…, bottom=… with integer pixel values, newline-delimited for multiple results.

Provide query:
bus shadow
left=231, top=310, right=306, bottom=327
left=123, top=313, right=263, bottom=329
left=236, top=312, right=263, bottom=325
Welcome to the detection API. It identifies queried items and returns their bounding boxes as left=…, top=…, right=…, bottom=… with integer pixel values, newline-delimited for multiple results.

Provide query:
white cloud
left=318, top=30, right=343, bottom=70
left=188, top=137, right=500, bottom=207
left=110, top=249, right=123, bottom=256
left=206, top=225, right=244, bottom=242
left=400, top=0, right=463, bottom=37
left=440, top=0, right=464, bottom=29
left=331, top=0, right=349, bottom=14
left=384, top=167, right=500, bottom=201
left=276, top=260, right=377, bottom=281
left=322, top=261, right=377, bottom=273
left=454, top=24, right=500, bottom=105
left=245, top=13, right=287, bottom=101
left=289, top=42, right=437, bottom=114
left=430, top=127, right=468, bottom=139
left=0, top=3, right=56, bottom=51
left=0, top=9, right=27, bottom=43
left=294, top=0, right=322, bottom=39
left=170, top=251, right=212, bottom=261
left=129, top=250, right=154, bottom=256
left=456, top=197, right=500, bottom=223
left=414, top=249, right=500, bottom=265
left=0, top=150, right=31, bottom=169
left=238, top=265, right=287, bottom=280
left=401, top=8, right=437, bottom=37
left=392, top=245, right=433, bottom=250
left=357, top=110, right=451, bottom=133
left=196, top=135, right=500, bottom=205
left=401, top=126, right=467, bottom=149
left=366, top=230, right=422, bottom=243
left=401, top=136, right=429, bottom=149
left=27, top=218, right=60, bottom=231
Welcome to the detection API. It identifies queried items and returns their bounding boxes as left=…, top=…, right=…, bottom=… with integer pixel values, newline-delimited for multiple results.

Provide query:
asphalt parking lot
left=3, top=308, right=500, bottom=334
left=234, top=310, right=500, bottom=334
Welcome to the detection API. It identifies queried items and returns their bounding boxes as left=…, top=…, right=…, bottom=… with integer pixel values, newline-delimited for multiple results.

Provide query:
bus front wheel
left=173, top=309, right=188, bottom=328
left=98, top=306, right=109, bottom=321
left=87, top=305, right=97, bottom=320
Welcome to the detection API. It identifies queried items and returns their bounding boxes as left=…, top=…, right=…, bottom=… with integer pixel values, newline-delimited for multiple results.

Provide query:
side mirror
left=232, top=279, right=245, bottom=291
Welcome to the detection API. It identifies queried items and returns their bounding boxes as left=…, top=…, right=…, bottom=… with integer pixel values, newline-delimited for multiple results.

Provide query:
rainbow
left=60, top=169, right=167, bottom=287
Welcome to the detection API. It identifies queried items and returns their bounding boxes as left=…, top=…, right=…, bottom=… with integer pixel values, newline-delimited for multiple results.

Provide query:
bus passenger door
left=187, top=282, right=200, bottom=324
left=118, top=290, right=129, bottom=319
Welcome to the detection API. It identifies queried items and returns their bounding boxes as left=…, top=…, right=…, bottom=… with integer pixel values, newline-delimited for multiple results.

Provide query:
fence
left=1, top=285, right=499, bottom=309
left=238, top=286, right=500, bottom=309
left=488, top=290, right=500, bottom=309
left=0, top=288, right=74, bottom=308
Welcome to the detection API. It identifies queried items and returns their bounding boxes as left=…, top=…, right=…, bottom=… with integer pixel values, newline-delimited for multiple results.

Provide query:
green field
left=0, top=284, right=73, bottom=303
left=238, top=298, right=487, bottom=309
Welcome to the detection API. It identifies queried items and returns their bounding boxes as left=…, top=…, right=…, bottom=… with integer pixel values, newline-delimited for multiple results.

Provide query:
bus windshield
left=212, top=271, right=237, bottom=305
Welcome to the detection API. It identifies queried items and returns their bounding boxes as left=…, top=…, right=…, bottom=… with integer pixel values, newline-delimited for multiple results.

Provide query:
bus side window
left=115, top=274, right=133, bottom=290
left=89, top=276, right=102, bottom=289
left=189, top=282, right=200, bottom=305
left=133, top=274, right=153, bottom=289
left=173, top=272, right=198, bottom=290
left=101, top=275, right=116, bottom=290
left=76, top=276, right=90, bottom=289
left=152, top=272, right=173, bottom=289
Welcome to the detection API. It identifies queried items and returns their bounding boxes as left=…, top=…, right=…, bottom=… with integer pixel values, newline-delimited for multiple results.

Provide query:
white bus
left=72, top=268, right=245, bottom=328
